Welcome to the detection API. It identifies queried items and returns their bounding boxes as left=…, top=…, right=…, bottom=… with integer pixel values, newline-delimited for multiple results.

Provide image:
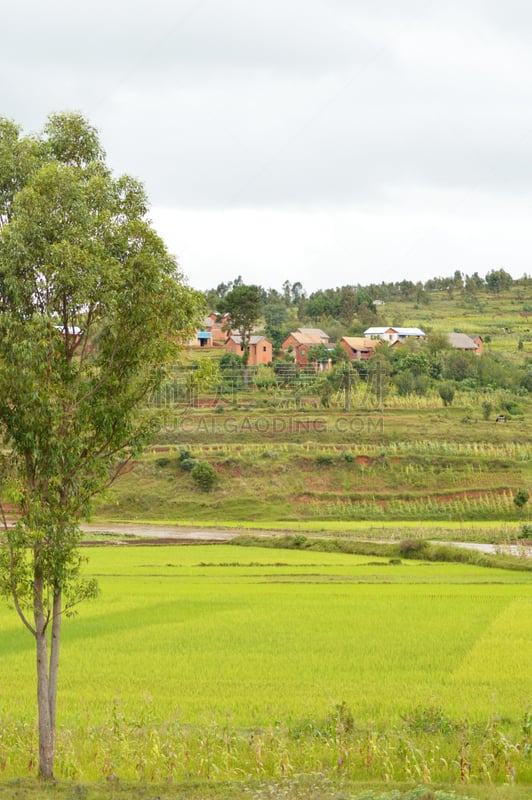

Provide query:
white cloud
left=2, top=1, right=532, bottom=288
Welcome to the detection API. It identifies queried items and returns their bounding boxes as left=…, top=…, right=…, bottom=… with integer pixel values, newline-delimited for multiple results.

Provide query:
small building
left=205, top=312, right=230, bottom=344
left=225, top=334, right=273, bottom=365
left=190, top=330, right=212, bottom=347
left=364, top=326, right=426, bottom=344
left=281, top=329, right=330, bottom=367
left=189, top=313, right=232, bottom=347
left=295, top=328, right=330, bottom=342
left=447, top=333, right=483, bottom=355
left=340, top=336, right=382, bottom=361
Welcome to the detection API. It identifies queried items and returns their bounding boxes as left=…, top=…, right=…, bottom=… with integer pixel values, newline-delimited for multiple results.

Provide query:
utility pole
left=345, top=363, right=352, bottom=411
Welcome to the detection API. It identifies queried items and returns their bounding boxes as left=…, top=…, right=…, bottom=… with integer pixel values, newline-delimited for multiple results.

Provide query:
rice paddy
left=0, top=544, right=530, bottom=787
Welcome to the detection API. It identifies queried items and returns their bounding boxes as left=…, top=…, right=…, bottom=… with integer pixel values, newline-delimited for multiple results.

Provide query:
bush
left=316, top=454, right=335, bottom=466
left=398, top=539, right=428, bottom=557
left=481, top=399, right=492, bottom=420
left=191, top=460, right=218, bottom=491
left=514, top=488, right=530, bottom=511
left=438, top=381, right=455, bottom=406
left=292, top=534, right=307, bottom=548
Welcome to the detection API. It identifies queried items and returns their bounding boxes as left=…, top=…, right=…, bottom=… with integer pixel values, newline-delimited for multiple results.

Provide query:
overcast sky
left=3, top=1, right=532, bottom=292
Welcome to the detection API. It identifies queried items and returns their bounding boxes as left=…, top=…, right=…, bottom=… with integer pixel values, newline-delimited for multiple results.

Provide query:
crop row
left=0, top=708, right=529, bottom=785
left=179, top=440, right=532, bottom=459
left=309, top=490, right=517, bottom=519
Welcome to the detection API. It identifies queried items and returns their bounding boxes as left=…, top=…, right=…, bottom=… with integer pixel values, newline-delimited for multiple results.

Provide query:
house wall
left=294, top=343, right=312, bottom=367
left=225, top=338, right=273, bottom=365
left=225, top=339, right=243, bottom=357
left=281, top=333, right=300, bottom=352
left=250, top=341, right=273, bottom=365
left=207, top=313, right=229, bottom=343
left=340, top=340, right=374, bottom=360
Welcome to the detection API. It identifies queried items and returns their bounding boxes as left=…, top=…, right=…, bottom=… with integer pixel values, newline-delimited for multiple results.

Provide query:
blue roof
left=197, top=331, right=211, bottom=339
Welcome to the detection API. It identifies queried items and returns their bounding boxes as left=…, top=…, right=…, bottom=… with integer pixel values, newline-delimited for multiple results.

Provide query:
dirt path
left=81, top=522, right=250, bottom=543
left=80, top=523, right=531, bottom=556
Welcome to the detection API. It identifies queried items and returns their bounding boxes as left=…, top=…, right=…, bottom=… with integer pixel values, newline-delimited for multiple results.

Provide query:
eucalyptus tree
left=217, top=283, right=262, bottom=365
left=0, top=112, right=203, bottom=779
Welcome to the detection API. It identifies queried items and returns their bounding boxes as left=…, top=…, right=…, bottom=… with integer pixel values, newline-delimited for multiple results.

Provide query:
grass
left=91, top=418, right=532, bottom=527
left=0, top=544, right=530, bottom=788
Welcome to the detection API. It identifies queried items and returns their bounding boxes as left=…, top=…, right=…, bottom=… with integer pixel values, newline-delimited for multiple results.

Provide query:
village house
left=189, top=313, right=230, bottom=347
left=225, top=334, right=273, bottom=365
left=340, top=336, right=382, bottom=361
left=281, top=328, right=330, bottom=367
left=364, top=326, right=426, bottom=345
left=447, top=333, right=483, bottom=355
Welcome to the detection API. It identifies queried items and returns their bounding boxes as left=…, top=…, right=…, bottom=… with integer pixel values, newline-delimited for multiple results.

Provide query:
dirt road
left=80, top=523, right=530, bottom=556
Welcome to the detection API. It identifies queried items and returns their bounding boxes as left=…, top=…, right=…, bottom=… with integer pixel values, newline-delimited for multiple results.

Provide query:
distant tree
left=514, top=489, right=530, bottom=512
left=424, top=331, right=451, bottom=356
left=263, top=301, right=289, bottom=353
left=481, top=400, right=493, bottom=420
left=0, top=112, right=202, bottom=779
left=438, top=382, right=456, bottom=406
left=191, top=460, right=218, bottom=492
left=393, top=351, right=430, bottom=376
left=485, top=269, right=513, bottom=293
left=394, top=368, right=429, bottom=396
left=443, top=352, right=478, bottom=382
left=465, top=271, right=484, bottom=291
left=338, top=287, right=358, bottom=326
left=217, top=284, right=262, bottom=366
left=291, top=281, right=305, bottom=304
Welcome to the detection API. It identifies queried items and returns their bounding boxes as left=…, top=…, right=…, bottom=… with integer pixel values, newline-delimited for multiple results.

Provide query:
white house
left=364, top=326, right=426, bottom=345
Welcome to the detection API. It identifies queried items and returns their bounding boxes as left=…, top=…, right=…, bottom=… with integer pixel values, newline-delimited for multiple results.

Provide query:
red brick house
left=206, top=312, right=231, bottom=344
left=189, top=313, right=231, bottom=347
left=340, top=336, right=381, bottom=360
left=225, top=334, right=272, bottom=365
left=281, top=329, right=330, bottom=367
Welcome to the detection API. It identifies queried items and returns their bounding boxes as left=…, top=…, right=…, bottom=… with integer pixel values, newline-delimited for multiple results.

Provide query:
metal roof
left=364, top=326, right=426, bottom=337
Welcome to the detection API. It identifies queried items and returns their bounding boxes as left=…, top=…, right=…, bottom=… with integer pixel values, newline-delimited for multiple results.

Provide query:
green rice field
left=0, top=544, right=530, bottom=787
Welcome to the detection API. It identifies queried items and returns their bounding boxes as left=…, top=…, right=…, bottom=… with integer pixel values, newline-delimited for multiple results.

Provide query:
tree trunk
left=33, top=572, right=56, bottom=780
left=48, top=592, right=61, bottom=737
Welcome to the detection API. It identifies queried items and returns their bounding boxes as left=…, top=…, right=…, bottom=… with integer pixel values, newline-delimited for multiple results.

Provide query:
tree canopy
left=217, top=284, right=262, bottom=365
left=0, top=112, right=203, bottom=778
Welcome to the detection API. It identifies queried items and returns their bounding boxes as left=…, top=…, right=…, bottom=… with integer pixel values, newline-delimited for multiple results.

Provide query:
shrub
left=481, top=399, right=492, bottom=420
left=398, top=539, right=428, bottom=557
left=518, top=523, right=532, bottom=539
left=292, top=534, right=307, bottom=548
left=438, top=381, right=455, bottom=406
left=191, top=460, right=218, bottom=491
left=316, top=454, right=335, bottom=466
left=514, top=488, right=530, bottom=511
